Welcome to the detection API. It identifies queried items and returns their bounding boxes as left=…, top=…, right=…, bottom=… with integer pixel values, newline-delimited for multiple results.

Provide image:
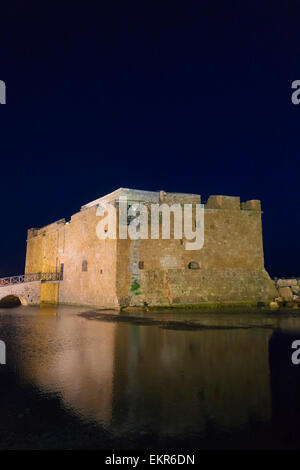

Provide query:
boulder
left=292, top=285, right=300, bottom=295
left=270, top=301, right=279, bottom=309
left=277, top=279, right=298, bottom=287
left=278, top=286, right=293, bottom=301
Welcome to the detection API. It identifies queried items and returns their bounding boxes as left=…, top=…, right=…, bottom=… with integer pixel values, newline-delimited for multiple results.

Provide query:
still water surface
left=0, top=305, right=300, bottom=449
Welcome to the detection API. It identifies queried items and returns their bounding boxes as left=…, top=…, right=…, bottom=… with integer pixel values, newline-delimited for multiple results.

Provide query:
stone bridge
left=0, top=273, right=59, bottom=306
left=0, top=281, right=41, bottom=306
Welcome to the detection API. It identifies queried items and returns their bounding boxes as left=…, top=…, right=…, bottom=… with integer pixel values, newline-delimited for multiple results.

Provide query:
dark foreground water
left=0, top=305, right=300, bottom=450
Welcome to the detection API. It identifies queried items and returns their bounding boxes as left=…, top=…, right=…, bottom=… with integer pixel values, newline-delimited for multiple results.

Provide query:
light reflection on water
left=1, top=304, right=300, bottom=448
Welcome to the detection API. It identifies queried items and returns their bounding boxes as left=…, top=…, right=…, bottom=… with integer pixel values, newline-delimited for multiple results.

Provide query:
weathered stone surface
left=292, top=285, right=300, bottom=294
left=270, top=301, right=279, bottom=309
left=206, top=195, right=240, bottom=210
left=278, top=286, right=293, bottom=301
left=277, top=279, right=298, bottom=287
left=40, top=281, right=59, bottom=304
left=241, top=200, right=261, bottom=211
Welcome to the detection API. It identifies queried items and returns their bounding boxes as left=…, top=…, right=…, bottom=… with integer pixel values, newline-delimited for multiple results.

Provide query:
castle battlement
left=81, top=188, right=261, bottom=211
left=28, top=189, right=263, bottom=238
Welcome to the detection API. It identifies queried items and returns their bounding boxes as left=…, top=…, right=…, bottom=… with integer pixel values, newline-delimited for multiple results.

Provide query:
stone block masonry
left=24, top=188, right=277, bottom=309
left=274, top=278, right=300, bottom=304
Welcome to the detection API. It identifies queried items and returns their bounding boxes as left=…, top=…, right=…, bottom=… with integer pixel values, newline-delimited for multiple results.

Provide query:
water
left=0, top=304, right=300, bottom=449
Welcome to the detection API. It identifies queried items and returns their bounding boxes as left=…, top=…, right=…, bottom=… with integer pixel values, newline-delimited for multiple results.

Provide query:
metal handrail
left=0, top=272, right=59, bottom=286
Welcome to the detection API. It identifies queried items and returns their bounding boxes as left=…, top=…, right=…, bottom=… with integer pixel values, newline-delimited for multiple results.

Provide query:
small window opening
left=60, top=263, right=64, bottom=280
left=82, top=260, right=88, bottom=272
left=188, top=261, right=200, bottom=270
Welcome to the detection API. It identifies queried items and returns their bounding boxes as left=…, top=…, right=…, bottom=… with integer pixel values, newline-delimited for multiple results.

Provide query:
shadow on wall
left=0, top=295, right=22, bottom=308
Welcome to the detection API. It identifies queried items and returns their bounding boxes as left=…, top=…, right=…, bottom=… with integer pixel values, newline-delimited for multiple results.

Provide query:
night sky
left=0, top=1, right=299, bottom=277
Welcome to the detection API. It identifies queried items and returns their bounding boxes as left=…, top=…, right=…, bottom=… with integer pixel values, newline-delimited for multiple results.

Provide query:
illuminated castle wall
left=25, top=188, right=276, bottom=308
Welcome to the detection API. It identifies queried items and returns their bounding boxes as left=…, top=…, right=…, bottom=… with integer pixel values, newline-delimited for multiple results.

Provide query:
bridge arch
left=0, top=294, right=27, bottom=307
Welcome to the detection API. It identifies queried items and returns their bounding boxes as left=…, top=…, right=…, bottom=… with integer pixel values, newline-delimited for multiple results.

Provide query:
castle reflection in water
left=5, top=306, right=300, bottom=448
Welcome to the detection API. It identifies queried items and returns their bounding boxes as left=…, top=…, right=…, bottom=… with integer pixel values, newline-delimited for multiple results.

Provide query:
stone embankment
left=270, top=278, right=300, bottom=309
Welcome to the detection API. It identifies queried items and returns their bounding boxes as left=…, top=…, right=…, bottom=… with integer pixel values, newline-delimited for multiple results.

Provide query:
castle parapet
left=27, top=228, right=39, bottom=239
left=206, top=195, right=240, bottom=210
left=241, top=200, right=261, bottom=211
left=159, top=191, right=201, bottom=204
left=27, top=219, right=66, bottom=239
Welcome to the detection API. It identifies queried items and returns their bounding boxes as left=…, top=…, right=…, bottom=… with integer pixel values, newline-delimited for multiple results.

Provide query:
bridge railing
left=0, top=272, right=59, bottom=286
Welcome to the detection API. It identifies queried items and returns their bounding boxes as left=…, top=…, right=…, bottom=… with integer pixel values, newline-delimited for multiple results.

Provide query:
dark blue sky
left=0, top=1, right=299, bottom=277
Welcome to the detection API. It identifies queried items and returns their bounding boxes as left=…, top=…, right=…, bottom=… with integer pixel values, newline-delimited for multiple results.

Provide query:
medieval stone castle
left=22, top=188, right=276, bottom=309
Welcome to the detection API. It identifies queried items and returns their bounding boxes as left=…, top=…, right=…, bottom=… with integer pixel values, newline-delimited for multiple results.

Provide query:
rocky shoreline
left=270, top=278, right=300, bottom=309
